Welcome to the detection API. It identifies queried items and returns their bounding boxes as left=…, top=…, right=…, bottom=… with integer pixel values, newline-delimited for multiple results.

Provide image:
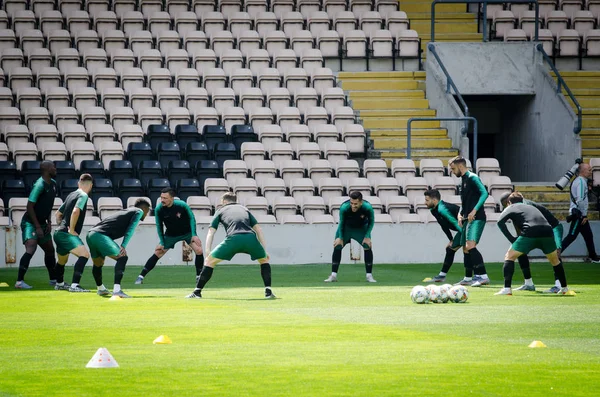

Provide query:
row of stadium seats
left=484, top=2, right=600, bottom=20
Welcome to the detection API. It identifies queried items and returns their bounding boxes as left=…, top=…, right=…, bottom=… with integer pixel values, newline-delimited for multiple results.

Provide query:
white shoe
left=324, top=275, right=337, bottom=283
left=366, top=275, right=377, bottom=283
left=494, top=288, right=512, bottom=296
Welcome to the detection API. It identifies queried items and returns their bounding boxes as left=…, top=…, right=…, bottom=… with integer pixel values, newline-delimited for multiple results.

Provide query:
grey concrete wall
left=1, top=222, right=597, bottom=269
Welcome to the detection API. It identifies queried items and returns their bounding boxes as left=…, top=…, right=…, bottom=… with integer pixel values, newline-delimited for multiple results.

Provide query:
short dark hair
left=134, top=198, right=151, bottom=209
left=449, top=156, right=467, bottom=167
left=79, top=173, right=93, bottom=183
left=40, top=160, right=54, bottom=171
left=222, top=192, right=237, bottom=203
left=424, top=189, right=441, bottom=201
left=507, top=192, right=524, bottom=204
left=349, top=191, right=363, bottom=201
left=161, top=187, right=176, bottom=197
left=499, top=191, right=512, bottom=207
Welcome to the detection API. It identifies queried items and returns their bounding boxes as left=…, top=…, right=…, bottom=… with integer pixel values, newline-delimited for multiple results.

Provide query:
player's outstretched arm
left=205, top=227, right=216, bottom=255
left=253, top=224, right=267, bottom=249
left=154, top=203, right=165, bottom=247
left=26, top=180, right=43, bottom=231
left=122, top=209, right=144, bottom=249
left=496, top=209, right=516, bottom=243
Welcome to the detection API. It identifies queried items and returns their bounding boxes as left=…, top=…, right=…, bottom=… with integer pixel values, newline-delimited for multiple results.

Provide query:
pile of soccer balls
left=410, top=284, right=469, bottom=304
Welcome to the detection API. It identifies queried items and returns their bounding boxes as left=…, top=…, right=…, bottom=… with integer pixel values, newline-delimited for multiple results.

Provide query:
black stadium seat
left=137, top=160, right=163, bottom=186
left=21, top=161, right=42, bottom=188
left=79, top=160, right=105, bottom=180
left=147, top=178, right=170, bottom=205
left=175, top=178, right=201, bottom=202
left=202, top=125, right=227, bottom=152
left=53, top=160, right=77, bottom=188
left=157, top=142, right=181, bottom=169
left=108, top=160, right=134, bottom=188
left=213, top=142, right=237, bottom=169
left=60, top=179, right=79, bottom=200
left=127, top=142, right=154, bottom=167
left=167, top=160, right=192, bottom=185
left=118, top=178, right=144, bottom=205
left=230, top=124, right=258, bottom=154
left=195, top=160, right=221, bottom=190
left=174, top=124, right=201, bottom=149
left=0, top=161, right=18, bottom=187
left=91, top=178, right=114, bottom=207
left=146, top=124, right=172, bottom=152
left=2, top=179, right=27, bottom=204
left=186, top=142, right=210, bottom=165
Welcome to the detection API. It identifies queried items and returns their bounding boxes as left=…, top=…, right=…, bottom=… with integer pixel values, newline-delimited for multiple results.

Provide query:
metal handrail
left=431, top=0, right=539, bottom=43
left=407, top=117, right=479, bottom=166
left=427, top=44, right=469, bottom=117
left=536, top=44, right=582, bottom=134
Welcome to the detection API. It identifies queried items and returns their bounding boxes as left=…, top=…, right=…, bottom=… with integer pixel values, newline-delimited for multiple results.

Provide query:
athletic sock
left=331, top=271, right=338, bottom=277
left=195, top=266, right=214, bottom=290
left=17, top=252, right=33, bottom=282
left=463, top=252, right=473, bottom=278
left=97, top=284, right=106, bottom=291
left=114, top=256, right=128, bottom=285
left=260, top=263, right=272, bottom=288
left=554, top=261, right=568, bottom=288
left=503, top=260, right=515, bottom=288
left=555, top=279, right=562, bottom=288
left=441, top=247, right=456, bottom=273
left=71, top=257, right=88, bottom=285
left=54, top=263, right=65, bottom=284
left=195, top=254, right=204, bottom=276
left=364, top=249, right=373, bottom=274
left=439, top=272, right=447, bottom=277
left=113, top=284, right=121, bottom=293
left=92, top=265, right=103, bottom=287
left=332, top=248, right=342, bottom=273
left=524, top=278, right=534, bottom=286
left=140, top=254, right=159, bottom=277
left=44, top=253, right=56, bottom=281
left=518, top=255, right=532, bottom=280
left=470, top=248, right=487, bottom=277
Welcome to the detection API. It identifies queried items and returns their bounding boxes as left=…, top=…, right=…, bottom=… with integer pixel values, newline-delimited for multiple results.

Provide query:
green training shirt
left=459, top=171, right=488, bottom=221
left=89, top=208, right=143, bottom=248
left=210, top=204, right=258, bottom=236
left=430, top=200, right=462, bottom=241
left=23, top=177, right=57, bottom=225
left=57, top=189, right=88, bottom=234
left=155, top=199, right=196, bottom=245
left=336, top=200, right=375, bottom=240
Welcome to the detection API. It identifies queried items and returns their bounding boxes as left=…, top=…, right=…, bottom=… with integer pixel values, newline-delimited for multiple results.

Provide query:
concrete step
left=581, top=138, right=600, bottom=148
left=363, top=117, right=442, bottom=129
left=582, top=148, right=600, bottom=156
left=338, top=71, right=422, bottom=80
left=374, top=138, right=453, bottom=149
left=369, top=128, right=449, bottom=138
left=568, top=88, right=600, bottom=96
left=411, top=21, right=479, bottom=35
left=582, top=118, right=600, bottom=128
left=339, top=80, right=420, bottom=91
left=357, top=109, right=437, bottom=117
left=401, top=2, right=468, bottom=13
left=351, top=98, right=431, bottom=110
left=408, top=12, right=478, bottom=20
left=513, top=183, right=560, bottom=193
left=552, top=71, right=600, bottom=78
left=379, top=148, right=459, bottom=159
left=580, top=128, right=600, bottom=136
left=568, top=98, right=600, bottom=107
left=348, top=90, right=426, bottom=99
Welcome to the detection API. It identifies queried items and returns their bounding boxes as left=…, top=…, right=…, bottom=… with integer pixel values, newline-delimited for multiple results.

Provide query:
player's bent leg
left=326, top=241, right=345, bottom=282
left=456, top=246, right=473, bottom=285
left=91, top=257, right=110, bottom=296
left=16, top=239, right=38, bottom=289
left=187, top=255, right=220, bottom=298
left=39, top=239, right=57, bottom=284
left=495, top=249, right=522, bottom=296
left=546, top=250, right=570, bottom=294
left=514, top=255, right=536, bottom=291
left=68, top=244, right=90, bottom=292
left=190, top=239, right=205, bottom=278
left=363, top=247, right=376, bottom=283
left=256, top=257, right=276, bottom=299
left=109, top=254, right=130, bottom=298
left=137, top=246, right=167, bottom=283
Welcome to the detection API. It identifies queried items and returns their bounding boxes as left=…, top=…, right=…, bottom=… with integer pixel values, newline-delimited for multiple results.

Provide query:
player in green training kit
left=86, top=198, right=150, bottom=298
left=136, top=188, right=203, bottom=284
left=499, top=192, right=565, bottom=293
left=424, top=189, right=463, bottom=283
left=324, top=191, right=376, bottom=283
left=449, top=156, right=490, bottom=287
left=53, top=174, right=93, bottom=292
left=15, top=161, right=58, bottom=289
left=186, top=192, right=275, bottom=299
left=495, top=192, right=571, bottom=296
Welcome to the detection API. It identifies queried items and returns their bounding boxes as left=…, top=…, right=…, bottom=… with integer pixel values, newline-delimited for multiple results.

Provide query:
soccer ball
left=429, top=285, right=442, bottom=303
left=436, top=284, right=450, bottom=303
left=448, top=285, right=469, bottom=303
left=410, top=286, right=429, bottom=304
left=424, top=284, right=435, bottom=296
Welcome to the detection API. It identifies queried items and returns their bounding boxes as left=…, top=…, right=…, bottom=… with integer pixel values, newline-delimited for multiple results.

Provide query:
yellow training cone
left=0, top=282, right=9, bottom=287
left=528, top=340, right=547, bottom=348
left=109, top=295, right=123, bottom=301
left=153, top=335, right=172, bottom=344
left=422, top=278, right=432, bottom=282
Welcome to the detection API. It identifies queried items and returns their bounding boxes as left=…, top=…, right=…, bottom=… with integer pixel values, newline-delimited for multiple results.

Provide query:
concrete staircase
left=559, top=71, right=600, bottom=160
left=400, top=0, right=481, bottom=57
left=338, top=71, right=458, bottom=167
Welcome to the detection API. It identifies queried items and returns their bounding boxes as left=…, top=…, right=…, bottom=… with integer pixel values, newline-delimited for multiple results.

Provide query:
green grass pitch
left=1, top=262, right=600, bottom=397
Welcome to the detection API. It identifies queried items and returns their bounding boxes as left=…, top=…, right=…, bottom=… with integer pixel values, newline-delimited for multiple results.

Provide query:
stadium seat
left=115, top=179, right=144, bottom=203
left=3, top=125, right=29, bottom=153
left=257, top=125, right=284, bottom=152
left=308, top=11, right=330, bottom=37
left=59, top=179, right=79, bottom=200
left=213, top=142, right=238, bottom=168
left=202, top=125, right=228, bottom=152
left=221, top=107, right=247, bottom=133
left=259, top=177, right=285, bottom=208
left=9, top=197, right=28, bottom=225
left=137, top=160, right=164, bottom=186
left=412, top=195, right=428, bottom=215
left=91, top=178, right=114, bottom=208
left=403, top=177, right=428, bottom=204
left=21, top=160, right=42, bottom=187
left=41, top=142, right=68, bottom=162
left=188, top=196, right=212, bottom=218
left=231, top=125, right=259, bottom=150
left=127, top=142, right=154, bottom=167
left=242, top=89, right=267, bottom=115
left=232, top=178, right=259, bottom=203
left=375, top=213, right=393, bottom=224
left=484, top=196, right=498, bottom=215
left=167, top=160, right=193, bottom=186
left=335, top=159, right=360, bottom=187
left=79, top=160, right=105, bottom=180
left=432, top=176, right=457, bottom=198
left=273, top=196, right=298, bottom=220
left=308, top=159, right=333, bottom=185
left=108, top=160, right=135, bottom=188
left=318, top=177, right=344, bottom=205
left=186, top=142, right=210, bottom=165
left=97, top=197, right=124, bottom=220
left=396, top=213, right=421, bottom=224
left=244, top=196, right=269, bottom=216
left=373, top=178, right=400, bottom=201
left=329, top=195, right=349, bottom=222
left=2, top=179, right=26, bottom=205
left=0, top=142, right=7, bottom=162
left=301, top=196, right=326, bottom=222
left=385, top=196, right=411, bottom=222
left=195, top=160, right=222, bottom=190
left=342, top=124, right=366, bottom=154
left=0, top=161, right=18, bottom=187
left=204, top=178, right=231, bottom=207
left=280, top=160, right=306, bottom=187
left=492, top=11, right=516, bottom=40
left=13, top=142, right=38, bottom=170
left=223, top=160, right=249, bottom=185
left=289, top=178, right=315, bottom=205
left=324, top=142, right=348, bottom=168
left=475, top=158, right=501, bottom=181
left=397, top=30, right=420, bottom=58
left=558, top=30, right=581, bottom=56
left=575, top=11, right=598, bottom=38
left=346, top=177, right=371, bottom=198
left=251, top=160, right=277, bottom=187
left=488, top=176, right=513, bottom=204
left=419, top=159, right=445, bottom=187
left=145, top=124, right=172, bottom=152
left=546, top=11, right=569, bottom=38
left=147, top=178, right=171, bottom=204
left=363, top=159, right=389, bottom=185
left=241, top=142, right=266, bottom=169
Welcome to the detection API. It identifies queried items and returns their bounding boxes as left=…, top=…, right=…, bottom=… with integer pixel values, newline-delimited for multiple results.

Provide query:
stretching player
left=135, top=188, right=203, bottom=284
left=187, top=192, right=275, bottom=299
left=324, top=191, right=376, bottom=283
left=499, top=192, right=564, bottom=292
left=449, top=156, right=490, bottom=287
left=15, top=161, right=58, bottom=289
left=86, top=198, right=150, bottom=297
left=495, top=192, right=571, bottom=296
left=53, top=174, right=93, bottom=292
left=424, top=189, right=462, bottom=282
